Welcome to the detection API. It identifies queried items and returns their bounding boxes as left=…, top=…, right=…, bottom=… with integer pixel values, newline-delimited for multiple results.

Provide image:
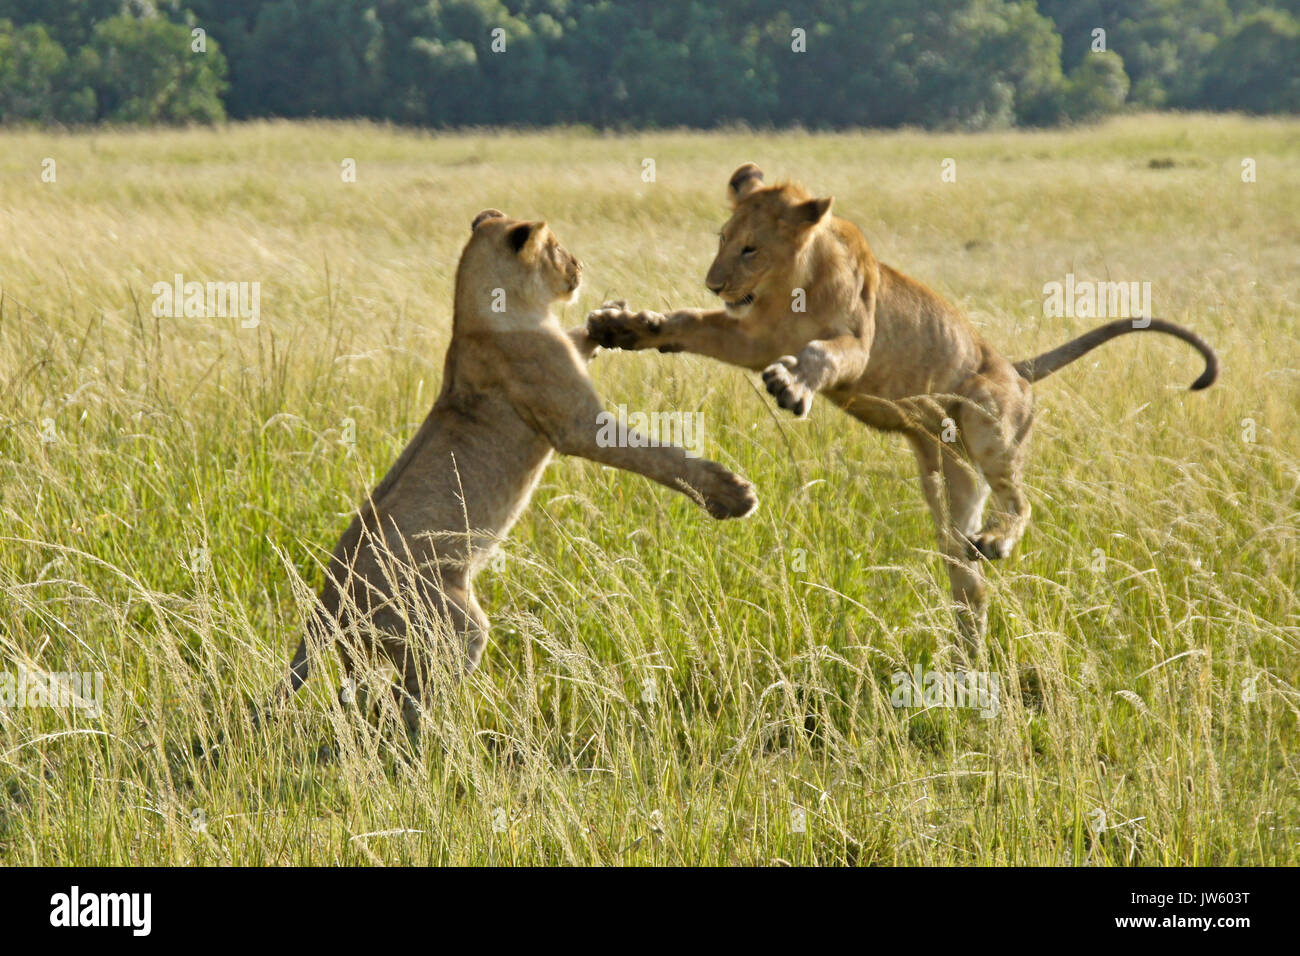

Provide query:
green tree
left=85, top=14, right=227, bottom=123
left=1199, top=8, right=1300, bottom=111
left=180, top=0, right=267, bottom=119
left=0, top=0, right=122, bottom=50
left=1064, top=49, right=1130, bottom=120
left=0, top=19, right=95, bottom=122
left=371, top=0, right=477, bottom=124
left=4, top=0, right=1300, bottom=129
left=238, top=0, right=382, bottom=118
left=1038, top=0, right=1231, bottom=107
left=766, top=0, right=1068, bottom=130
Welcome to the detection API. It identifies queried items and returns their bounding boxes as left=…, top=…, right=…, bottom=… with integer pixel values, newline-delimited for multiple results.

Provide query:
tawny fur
left=278, top=210, right=757, bottom=733
left=588, top=163, right=1217, bottom=648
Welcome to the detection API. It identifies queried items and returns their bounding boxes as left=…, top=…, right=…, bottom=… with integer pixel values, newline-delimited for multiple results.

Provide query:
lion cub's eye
left=741, top=246, right=757, bottom=258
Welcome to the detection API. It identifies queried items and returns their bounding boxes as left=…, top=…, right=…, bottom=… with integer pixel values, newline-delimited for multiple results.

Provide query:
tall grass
left=0, top=115, right=1295, bottom=864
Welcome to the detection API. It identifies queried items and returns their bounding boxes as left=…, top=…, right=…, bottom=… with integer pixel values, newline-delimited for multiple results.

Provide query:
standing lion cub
left=588, top=164, right=1217, bottom=648
left=278, top=210, right=757, bottom=733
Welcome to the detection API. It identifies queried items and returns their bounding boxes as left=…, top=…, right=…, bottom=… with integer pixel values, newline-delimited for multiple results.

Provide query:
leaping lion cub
left=279, top=209, right=757, bottom=733
left=588, top=164, right=1217, bottom=647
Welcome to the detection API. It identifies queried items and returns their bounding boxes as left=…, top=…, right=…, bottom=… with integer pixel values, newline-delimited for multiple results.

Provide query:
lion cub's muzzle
left=563, top=259, right=583, bottom=300
left=706, top=272, right=755, bottom=312
left=716, top=289, right=756, bottom=316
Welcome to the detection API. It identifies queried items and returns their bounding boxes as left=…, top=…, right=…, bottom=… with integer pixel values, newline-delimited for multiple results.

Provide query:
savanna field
left=0, top=115, right=1296, bottom=865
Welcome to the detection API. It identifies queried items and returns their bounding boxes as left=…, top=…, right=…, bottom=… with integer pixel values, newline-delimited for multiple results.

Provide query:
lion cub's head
left=705, top=164, right=832, bottom=318
left=456, top=209, right=583, bottom=328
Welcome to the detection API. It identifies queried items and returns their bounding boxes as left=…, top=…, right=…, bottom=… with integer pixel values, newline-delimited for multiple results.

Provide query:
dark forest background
left=2, top=0, right=1298, bottom=128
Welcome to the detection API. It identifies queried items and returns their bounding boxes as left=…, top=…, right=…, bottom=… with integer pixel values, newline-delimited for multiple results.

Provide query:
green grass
left=0, top=114, right=1296, bottom=865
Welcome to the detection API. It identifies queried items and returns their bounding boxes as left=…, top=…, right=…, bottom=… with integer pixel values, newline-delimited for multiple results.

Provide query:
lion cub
left=589, top=164, right=1216, bottom=648
left=279, top=210, right=757, bottom=732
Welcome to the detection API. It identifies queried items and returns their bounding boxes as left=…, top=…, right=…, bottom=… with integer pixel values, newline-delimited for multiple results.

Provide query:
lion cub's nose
left=706, top=281, right=723, bottom=295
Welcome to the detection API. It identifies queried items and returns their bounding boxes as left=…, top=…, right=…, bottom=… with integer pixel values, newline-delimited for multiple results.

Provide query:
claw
left=762, top=356, right=813, bottom=419
left=973, top=534, right=1012, bottom=560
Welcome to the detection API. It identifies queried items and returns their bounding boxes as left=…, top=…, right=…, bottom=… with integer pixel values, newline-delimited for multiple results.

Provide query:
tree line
left=1, top=0, right=1297, bottom=128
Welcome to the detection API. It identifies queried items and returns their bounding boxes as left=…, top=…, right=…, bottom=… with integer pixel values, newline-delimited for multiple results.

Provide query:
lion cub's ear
left=791, top=196, right=833, bottom=226
left=728, top=163, right=764, bottom=205
left=506, top=221, right=545, bottom=256
left=471, top=208, right=506, bottom=231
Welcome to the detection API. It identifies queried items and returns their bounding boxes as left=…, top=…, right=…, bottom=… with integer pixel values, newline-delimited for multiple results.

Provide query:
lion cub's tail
left=1014, top=318, right=1218, bottom=390
left=283, top=636, right=311, bottom=696
left=250, top=637, right=309, bottom=730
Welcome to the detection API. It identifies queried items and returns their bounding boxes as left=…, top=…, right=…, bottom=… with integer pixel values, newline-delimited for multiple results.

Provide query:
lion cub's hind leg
left=956, top=369, right=1034, bottom=561
left=335, top=630, right=371, bottom=715
left=909, top=435, right=989, bottom=650
left=387, top=581, right=490, bottom=738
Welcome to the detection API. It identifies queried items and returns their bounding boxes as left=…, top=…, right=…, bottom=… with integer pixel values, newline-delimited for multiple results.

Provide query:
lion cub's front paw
left=761, top=355, right=816, bottom=418
left=586, top=302, right=667, bottom=351
left=693, top=460, right=759, bottom=519
left=972, top=533, right=1014, bottom=561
